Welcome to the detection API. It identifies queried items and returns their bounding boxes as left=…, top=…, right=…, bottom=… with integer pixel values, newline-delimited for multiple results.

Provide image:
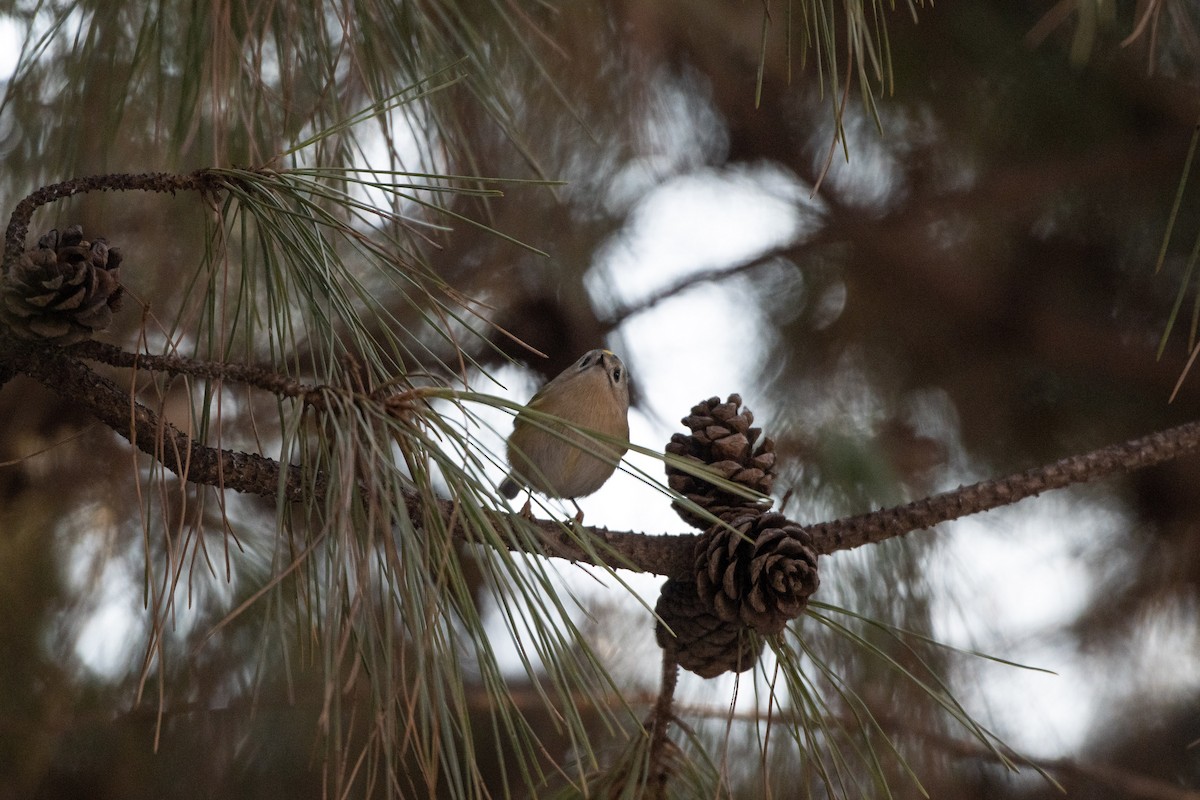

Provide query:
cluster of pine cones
left=0, top=225, right=123, bottom=345
left=655, top=395, right=820, bottom=678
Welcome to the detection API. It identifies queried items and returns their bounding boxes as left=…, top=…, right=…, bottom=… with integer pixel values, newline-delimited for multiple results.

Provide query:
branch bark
left=803, top=421, right=1200, bottom=554
left=8, top=337, right=1200, bottom=580
left=6, top=339, right=312, bottom=501
left=3, top=171, right=227, bottom=271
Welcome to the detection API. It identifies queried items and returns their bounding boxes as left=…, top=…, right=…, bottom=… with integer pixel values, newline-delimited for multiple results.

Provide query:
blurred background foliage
left=0, top=0, right=1199, bottom=798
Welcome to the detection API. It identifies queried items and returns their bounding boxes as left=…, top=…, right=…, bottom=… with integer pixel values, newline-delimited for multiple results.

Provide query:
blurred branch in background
left=665, top=698, right=1200, bottom=800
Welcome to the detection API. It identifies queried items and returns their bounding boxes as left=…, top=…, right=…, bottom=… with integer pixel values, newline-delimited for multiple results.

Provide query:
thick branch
left=8, top=340, right=310, bottom=501
left=805, top=421, right=1200, bottom=555
left=11, top=339, right=1200, bottom=577
left=6, top=338, right=696, bottom=573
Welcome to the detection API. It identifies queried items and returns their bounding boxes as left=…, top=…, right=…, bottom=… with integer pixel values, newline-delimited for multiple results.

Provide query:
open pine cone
left=1, top=225, right=124, bottom=345
left=655, top=578, right=763, bottom=678
left=695, top=512, right=819, bottom=636
left=665, top=394, right=776, bottom=529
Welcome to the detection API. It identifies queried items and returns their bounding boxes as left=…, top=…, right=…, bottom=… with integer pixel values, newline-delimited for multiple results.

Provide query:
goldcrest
left=499, top=349, right=630, bottom=502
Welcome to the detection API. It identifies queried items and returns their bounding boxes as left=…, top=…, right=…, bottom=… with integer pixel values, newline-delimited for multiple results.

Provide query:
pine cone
left=1, top=225, right=124, bottom=345
left=695, top=512, right=819, bottom=636
left=655, top=578, right=763, bottom=678
left=665, top=394, right=776, bottom=529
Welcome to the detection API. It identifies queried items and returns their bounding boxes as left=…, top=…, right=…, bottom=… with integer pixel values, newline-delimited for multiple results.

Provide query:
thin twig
left=3, top=171, right=228, bottom=270
left=644, top=650, right=681, bottom=800
left=602, top=234, right=832, bottom=331
left=71, top=341, right=318, bottom=401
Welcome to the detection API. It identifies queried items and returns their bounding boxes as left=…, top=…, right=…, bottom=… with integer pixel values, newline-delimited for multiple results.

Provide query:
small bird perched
left=499, top=349, right=631, bottom=517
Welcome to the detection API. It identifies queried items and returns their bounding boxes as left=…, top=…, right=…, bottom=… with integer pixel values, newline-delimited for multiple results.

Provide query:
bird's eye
left=611, top=367, right=622, bottom=383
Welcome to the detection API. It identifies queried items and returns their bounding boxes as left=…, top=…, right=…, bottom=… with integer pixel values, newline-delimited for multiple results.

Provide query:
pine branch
left=70, top=341, right=317, bottom=401
left=5, top=338, right=311, bottom=501
left=8, top=336, right=1200, bottom=577
left=2, top=171, right=227, bottom=271
left=804, top=421, right=1200, bottom=555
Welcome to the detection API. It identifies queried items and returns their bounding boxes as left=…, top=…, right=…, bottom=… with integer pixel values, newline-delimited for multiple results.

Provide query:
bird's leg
left=571, top=499, right=585, bottom=525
